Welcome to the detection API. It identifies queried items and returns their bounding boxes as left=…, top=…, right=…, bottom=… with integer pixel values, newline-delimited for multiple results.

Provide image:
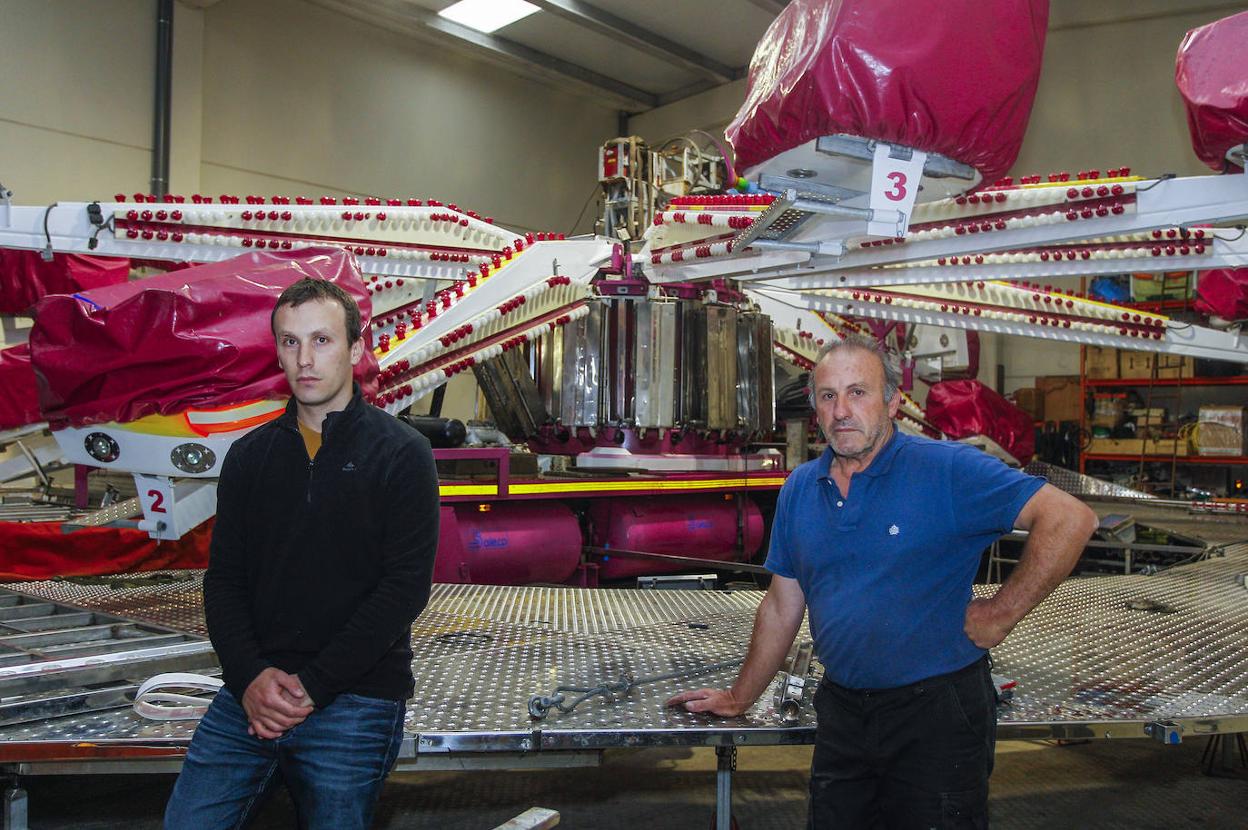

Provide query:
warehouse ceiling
left=307, top=0, right=784, bottom=112
left=302, top=0, right=1247, bottom=115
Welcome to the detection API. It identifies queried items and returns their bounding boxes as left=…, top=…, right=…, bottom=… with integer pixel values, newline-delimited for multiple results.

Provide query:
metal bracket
left=815, top=135, right=977, bottom=182
left=757, top=174, right=859, bottom=204
left=714, top=745, right=737, bottom=830
left=2, top=776, right=27, bottom=830
left=133, top=475, right=218, bottom=540
left=1145, top=719, right=1183, bottom=744
left=772, top=640, right=815, bottom=723
left=751, top=238, right=845, bottom=257
left=0, top=183, right=12, bottom=229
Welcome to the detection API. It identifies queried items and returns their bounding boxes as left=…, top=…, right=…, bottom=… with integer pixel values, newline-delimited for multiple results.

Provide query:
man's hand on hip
left=963, top=597, right=1014, bottom=649
left=242, top=667, right=314, bottom=739
left=665, top=687, right=749, bottom=718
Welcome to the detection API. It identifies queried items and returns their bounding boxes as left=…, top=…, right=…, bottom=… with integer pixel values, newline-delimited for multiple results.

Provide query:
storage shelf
left=1084, top=375, right=1248, bottom=387
left=1083, top=454, right=1248, bottom=464
left=1125, top=299, right=1196, bottom=312
left=1076, top=339, right=1246, bottom=478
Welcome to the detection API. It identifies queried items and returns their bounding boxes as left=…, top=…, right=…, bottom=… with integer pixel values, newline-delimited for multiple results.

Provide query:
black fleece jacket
left=203, top=390, right=440, bottom=707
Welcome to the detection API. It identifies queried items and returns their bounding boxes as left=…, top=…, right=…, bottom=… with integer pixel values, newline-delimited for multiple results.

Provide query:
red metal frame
left=1082, top=454, right=1248, bottom=464
left=1086, top=375, right=1248, bottom=387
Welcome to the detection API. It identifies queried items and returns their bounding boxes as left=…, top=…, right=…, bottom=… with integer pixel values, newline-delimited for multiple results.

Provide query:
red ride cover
left=1195, top=269, right=1248, bottom=321
left=30, top=248, right=378, bottom=429
left=1176, top=11, right=1248, bottom=171
left=0, top=343, right=41, bottom=430
left=925, top=379, right=1036, bottom=464
left=726, top=0, right=1048, bottom=185
left=0, top=250, right=130, bottom=315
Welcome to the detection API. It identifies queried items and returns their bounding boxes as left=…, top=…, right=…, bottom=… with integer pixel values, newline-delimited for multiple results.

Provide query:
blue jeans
left=164, top=687, right=406, bottom=830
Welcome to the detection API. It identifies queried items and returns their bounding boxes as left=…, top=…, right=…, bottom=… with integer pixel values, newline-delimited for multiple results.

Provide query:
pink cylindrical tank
left=589, top=495, right=764, bottom=580
left=433, top=501, right=582, bottom=585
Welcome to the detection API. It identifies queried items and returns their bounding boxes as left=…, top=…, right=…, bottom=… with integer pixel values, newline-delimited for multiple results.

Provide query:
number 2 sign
left=136, top=473, right=175, bottom=526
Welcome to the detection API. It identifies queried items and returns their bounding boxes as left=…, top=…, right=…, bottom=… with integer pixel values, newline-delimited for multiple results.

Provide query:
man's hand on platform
left=963, top=597, right=1014, bottom=649
left=666, top=687, right=748, bottom=718
left=242, top=667, right=314, bottom=739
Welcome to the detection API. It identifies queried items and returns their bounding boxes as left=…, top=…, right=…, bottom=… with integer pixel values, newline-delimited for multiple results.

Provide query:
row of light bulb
left=377, top=304, right=591, bottom=415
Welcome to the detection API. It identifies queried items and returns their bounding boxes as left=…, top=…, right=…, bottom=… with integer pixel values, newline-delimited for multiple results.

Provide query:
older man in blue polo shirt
left=669, top=334, right=1097, bottom=828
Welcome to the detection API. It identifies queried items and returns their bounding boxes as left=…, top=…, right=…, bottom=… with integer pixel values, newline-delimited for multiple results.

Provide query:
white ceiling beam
left=746, top=0, right=789, bottom=15
left=528, top=0, right=742, bottom=84
left=311, top=0, right=659, bottom=111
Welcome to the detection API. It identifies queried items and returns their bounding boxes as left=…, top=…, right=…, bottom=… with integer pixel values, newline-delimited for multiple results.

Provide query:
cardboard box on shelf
left=1155, top=354, right=1196, bottom=379
left=1084, top=346, right=1119, bottom=379
left=1196, top=406, right=1247, bottom=456
left=1087, top=437, right=1145, bottom=455
left=1129, top=408, right=1166, bottom=427
left=1118, top=351, right=1154, bottom=379
left=1091, top=392, right=1126, bottom=428
left=1036, top=376, right=1083, bottom=422
left=1012, top=388, right=1043, bottom=420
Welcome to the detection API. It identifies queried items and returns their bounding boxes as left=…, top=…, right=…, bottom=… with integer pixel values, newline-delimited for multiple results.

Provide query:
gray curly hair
left=810, top=334, right=901, bottom=404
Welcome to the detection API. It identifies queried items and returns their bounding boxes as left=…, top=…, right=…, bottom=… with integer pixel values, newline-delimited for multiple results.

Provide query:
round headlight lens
left=171, top=443, right=216, bottom=474
left=84, top=432, right=120, bottom=463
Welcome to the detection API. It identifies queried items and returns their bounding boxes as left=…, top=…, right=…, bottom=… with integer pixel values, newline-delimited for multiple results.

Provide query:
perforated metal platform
left=984, top=541, right=1248, bottom=738
left=0, top=521, right=1244, bottom=761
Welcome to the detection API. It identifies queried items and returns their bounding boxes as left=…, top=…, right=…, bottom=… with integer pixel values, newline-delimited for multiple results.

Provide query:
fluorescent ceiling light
left=438, top=0, right=540, bottom=34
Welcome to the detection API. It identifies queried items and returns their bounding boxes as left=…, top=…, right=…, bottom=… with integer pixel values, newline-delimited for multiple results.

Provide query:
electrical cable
left=687, top=128, right=738, bottom=185
left=41, top=201, right=59, bottom=260
left=1207, top=225, right=1247, bottom=242
left=1134, top=173, right=1177, bottom=192
left=88, top=214, right=115, bottom=251
left=567, top=184, right=601, bottom=235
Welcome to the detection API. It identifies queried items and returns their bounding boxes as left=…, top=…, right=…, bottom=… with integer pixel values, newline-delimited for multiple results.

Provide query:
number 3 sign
left=868, top=143, right=927, bottom=237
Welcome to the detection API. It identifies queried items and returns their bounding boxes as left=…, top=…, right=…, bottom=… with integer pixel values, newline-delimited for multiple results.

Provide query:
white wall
left=0, top=1, right=161, bottom=202
left=198, top=0, right=616, bottom=237
left=0, top=0, right=616, bottom=221
left=629, top=79, right=746, bottom=148
left=1014, top=0, right=1240, bottom=179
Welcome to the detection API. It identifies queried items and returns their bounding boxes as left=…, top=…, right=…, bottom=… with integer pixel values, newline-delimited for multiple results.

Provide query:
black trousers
left=808, top=656, right=996, bottom=829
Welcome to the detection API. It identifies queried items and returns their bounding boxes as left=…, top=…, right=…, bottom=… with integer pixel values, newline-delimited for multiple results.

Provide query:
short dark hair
left=271, top=278, right=362, bottom=344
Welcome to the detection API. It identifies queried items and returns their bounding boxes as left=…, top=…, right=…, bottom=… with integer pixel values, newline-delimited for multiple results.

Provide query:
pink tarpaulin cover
left=726, top=0, right=1049, bottom=184
left=0, top=250, right=130, bottom=315
left=1195, top=269, right=1248, bottom=321
left=1176, top=11, right=1248, bottom=171
left=925, top=379, right=1035, bottom=464
left=30, top=248, right=378, bottom=429
left=0, top=343, right=42, bottom=430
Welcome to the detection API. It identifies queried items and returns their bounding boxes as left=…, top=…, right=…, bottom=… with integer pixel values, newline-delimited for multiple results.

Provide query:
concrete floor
left=9, top=737, right=1245, bottom=828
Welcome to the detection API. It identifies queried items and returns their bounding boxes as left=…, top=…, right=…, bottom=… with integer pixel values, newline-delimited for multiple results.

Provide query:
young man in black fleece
left=164, top=277, right=440, bottom=830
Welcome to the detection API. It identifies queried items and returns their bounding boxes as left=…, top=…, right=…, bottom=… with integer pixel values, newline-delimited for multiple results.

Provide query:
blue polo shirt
left=765, top=430, right=1045, bottom=689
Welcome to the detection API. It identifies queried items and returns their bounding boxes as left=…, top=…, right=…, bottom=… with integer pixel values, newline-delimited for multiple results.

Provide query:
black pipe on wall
left=151, top=0, right=174, bottom=197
